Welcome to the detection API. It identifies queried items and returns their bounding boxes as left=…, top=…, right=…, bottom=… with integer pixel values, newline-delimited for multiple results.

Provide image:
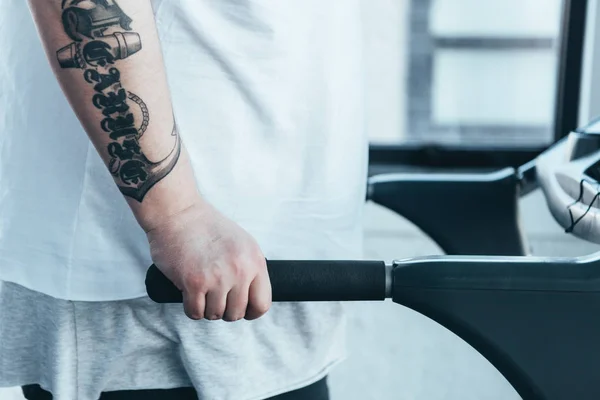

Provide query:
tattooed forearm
left=55, top=0, right=180, bottom=202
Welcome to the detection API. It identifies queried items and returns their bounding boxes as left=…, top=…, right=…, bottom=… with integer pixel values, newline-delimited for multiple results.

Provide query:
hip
left=0, top=281, right=346, bottom=400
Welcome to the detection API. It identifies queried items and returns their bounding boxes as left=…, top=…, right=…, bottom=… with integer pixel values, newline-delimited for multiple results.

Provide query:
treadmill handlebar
left=146, top=260, right=389, bottom=303
left=146, top=253, right=600, bottom=304
left=537, top=131, right=600, bottom=244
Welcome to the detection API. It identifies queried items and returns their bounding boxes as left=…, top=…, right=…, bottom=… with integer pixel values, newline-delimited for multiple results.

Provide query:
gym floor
left=2, top=190, right=598, bottom=400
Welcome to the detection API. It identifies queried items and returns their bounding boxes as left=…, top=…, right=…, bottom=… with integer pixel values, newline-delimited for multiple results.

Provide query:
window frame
left=368, top=0, right=587, bottom=170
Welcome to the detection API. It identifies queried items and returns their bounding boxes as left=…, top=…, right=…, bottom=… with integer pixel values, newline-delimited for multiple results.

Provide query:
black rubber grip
left=145, top=260, right=387, bottom=303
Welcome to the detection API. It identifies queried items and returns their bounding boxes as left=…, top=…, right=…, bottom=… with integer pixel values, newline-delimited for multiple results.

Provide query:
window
left=364, top=0, right=583, bottom=166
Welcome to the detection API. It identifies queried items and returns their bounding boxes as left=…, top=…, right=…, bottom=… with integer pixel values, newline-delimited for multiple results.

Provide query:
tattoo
left=56, top=0, right=180, bottom=202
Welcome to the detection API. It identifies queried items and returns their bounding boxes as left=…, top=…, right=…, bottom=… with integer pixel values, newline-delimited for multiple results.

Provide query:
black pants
left=22, top=376, right=329, bottom=400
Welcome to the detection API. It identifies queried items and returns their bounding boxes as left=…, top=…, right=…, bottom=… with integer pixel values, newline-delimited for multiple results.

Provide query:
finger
left=223, top=284, right=250, bottom=322
left=182, top=290, right=205, bottom=320
left=204, top=289, right=228, bottom=320
left=245, top=267, right=272, bottom=320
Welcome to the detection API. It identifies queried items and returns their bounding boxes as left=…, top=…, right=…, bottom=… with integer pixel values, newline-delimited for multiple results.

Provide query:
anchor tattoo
left=55, top=0, right=180, bottom=202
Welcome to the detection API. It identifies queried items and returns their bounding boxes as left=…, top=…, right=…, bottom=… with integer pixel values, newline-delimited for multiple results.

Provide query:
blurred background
left=3, top=0, right=600, bottom=399
left=365, top=0, right=562, bottom=147
left=331, top=0, right=600, bottom=399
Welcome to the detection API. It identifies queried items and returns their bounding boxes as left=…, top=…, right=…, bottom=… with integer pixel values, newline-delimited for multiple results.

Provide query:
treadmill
left=146, top=119, right=600, bottom=400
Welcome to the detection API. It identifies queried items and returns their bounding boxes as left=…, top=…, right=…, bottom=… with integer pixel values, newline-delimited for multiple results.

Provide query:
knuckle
left=227, top=251, right=251, bottom=281
left=223, top=313, right=242, bottom=322
left=235, top=250, right=265, bottom=279
left=248, top=244, right=265, bottom=264
left=229, top=247, right=245, bottom=264
left=223, top=239, right=243, bottom=259
left=253, top=300, right=271, bottom=316
left=224, top=297, right=249, bottom=322
left=211, top=267, right=226, bottom=286
left=205, top=303, right=226, bottom=321
left=253, top=256, right=268, bottom=276
left=184, top=307, right=203, bottom=320
left=231, top=261, right=248, bottom=281
left=183, top=297, right=204, bottom=320
left=184, top=273, right=207, bottom=291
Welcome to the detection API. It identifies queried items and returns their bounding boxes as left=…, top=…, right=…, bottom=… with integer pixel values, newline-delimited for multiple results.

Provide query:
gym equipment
left=145, top=118, right=600, bottom=400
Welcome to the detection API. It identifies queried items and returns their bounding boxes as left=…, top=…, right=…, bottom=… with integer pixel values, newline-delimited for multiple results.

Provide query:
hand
left=146, top=199, right=272, bottom=321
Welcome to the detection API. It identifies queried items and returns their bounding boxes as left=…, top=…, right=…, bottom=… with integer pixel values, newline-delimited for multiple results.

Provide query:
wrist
left=125, top=149, right=208, bottom=233
left=138, top=195, right=205, bottom=234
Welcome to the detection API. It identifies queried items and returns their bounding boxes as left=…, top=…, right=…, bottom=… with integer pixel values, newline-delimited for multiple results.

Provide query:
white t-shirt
left=0, top=0, right=367, bottom=302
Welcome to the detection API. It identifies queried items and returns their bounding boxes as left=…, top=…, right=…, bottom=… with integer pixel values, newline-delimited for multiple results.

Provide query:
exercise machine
left=146, top=117, right=600, bottom=400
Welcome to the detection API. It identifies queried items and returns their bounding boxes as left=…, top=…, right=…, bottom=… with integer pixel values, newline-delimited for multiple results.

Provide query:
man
left=0, top=0, right=367, bottom=399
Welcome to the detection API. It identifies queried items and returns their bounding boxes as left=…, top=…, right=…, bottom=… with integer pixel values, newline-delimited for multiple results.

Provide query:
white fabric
left=0, top=0, right=368, bottom=301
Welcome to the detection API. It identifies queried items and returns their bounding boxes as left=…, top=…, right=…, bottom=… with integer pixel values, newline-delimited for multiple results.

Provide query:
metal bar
left=407, top=0, right=434, bottom=141
left=553, top=0, right=589, bottom=141
left=369, top=143, right=545, bottom=169
left=434, top=37, right=554, bottom=50
left=369, top=169, right=528, bottom=255
left=417, top=125, right=550, bottom=146
left=578, top=0, right=600, bottom=124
